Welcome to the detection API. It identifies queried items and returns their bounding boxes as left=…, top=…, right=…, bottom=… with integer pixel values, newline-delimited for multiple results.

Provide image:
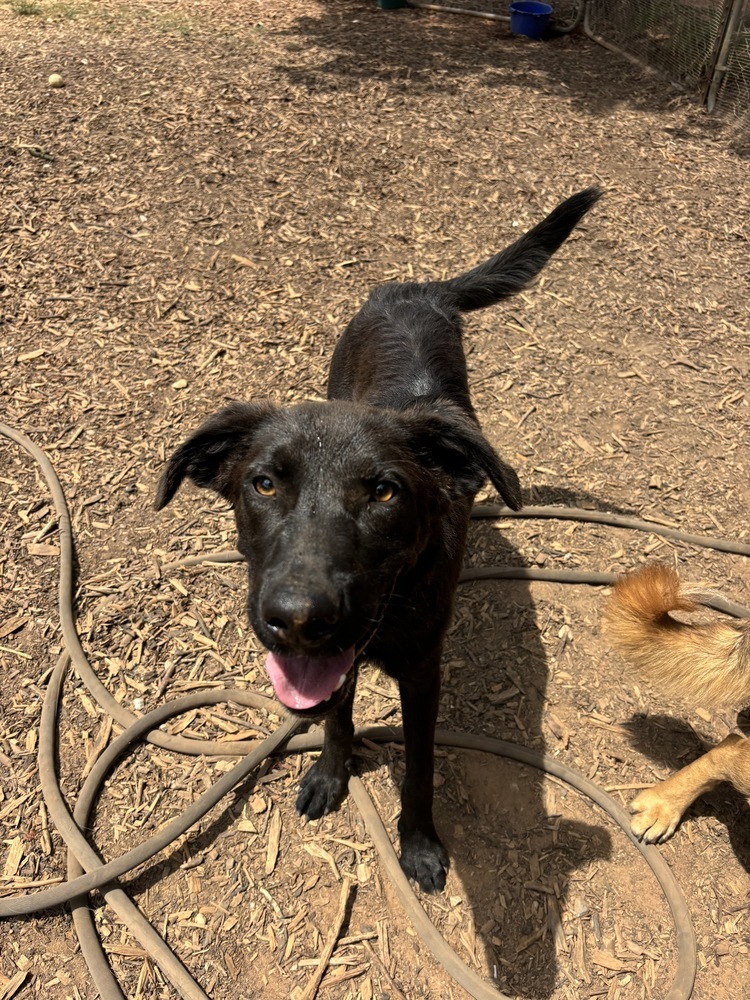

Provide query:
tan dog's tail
left=602, top=563, right=750, bottom=706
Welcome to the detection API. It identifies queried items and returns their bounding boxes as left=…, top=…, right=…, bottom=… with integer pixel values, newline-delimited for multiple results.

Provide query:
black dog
left=156, top=188, right=600, bottom=892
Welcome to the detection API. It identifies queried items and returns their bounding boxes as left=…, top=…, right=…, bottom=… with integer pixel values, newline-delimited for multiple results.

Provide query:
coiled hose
left=6, top=419, right=748, bottom=998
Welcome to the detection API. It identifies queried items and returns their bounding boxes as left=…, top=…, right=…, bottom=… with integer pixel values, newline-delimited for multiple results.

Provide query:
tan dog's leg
left=630, top=734, right=750, bottom=843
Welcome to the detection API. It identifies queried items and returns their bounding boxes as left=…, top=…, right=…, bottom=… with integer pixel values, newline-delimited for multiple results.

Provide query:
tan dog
left=603, top=563, right=750, bottom=843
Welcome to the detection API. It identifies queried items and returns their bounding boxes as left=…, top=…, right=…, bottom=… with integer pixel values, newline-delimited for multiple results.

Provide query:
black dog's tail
left=439, top=187, right=601, bottom=312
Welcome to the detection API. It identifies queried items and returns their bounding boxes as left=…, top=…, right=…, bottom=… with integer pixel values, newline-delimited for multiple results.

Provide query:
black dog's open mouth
left=264, top=648, right=356, bottom=712
left=263, top=574, right=400, bottom=713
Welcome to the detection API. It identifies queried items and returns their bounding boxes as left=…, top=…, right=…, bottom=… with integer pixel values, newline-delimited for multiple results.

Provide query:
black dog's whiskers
left=156, top=188, right=600, bottom=893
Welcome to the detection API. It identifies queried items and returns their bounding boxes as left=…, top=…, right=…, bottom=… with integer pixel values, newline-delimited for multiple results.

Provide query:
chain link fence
left=403, top=0, right=749, bottom=150
left=707, top=1, right=750, bottom=148
left=585, top=0, right=727, bottom=88
left=585, top=0, right=750, bottom=149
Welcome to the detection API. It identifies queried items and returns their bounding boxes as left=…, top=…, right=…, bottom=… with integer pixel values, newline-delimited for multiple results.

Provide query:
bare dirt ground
left=1, top=1, right=749, bottom=998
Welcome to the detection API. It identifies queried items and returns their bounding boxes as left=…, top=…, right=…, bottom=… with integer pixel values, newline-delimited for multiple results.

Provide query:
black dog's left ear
left=403, top=409, right=522, bottom=510
left=155, top=401, right=277, bottom=510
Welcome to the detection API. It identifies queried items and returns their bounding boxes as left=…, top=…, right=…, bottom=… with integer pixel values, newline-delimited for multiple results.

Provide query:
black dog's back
left=328, top=187, right=600, bottom=415
left=328, top=286, right=471, bottom=414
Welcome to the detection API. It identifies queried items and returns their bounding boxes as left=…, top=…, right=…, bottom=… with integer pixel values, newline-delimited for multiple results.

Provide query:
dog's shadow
left=351, top=490, right=677, bottom=997
left=439, top=526, right=605, bottom=997
left=623, top=713, right=750, bottom=874
left=360, top=517, right=615, bottom=997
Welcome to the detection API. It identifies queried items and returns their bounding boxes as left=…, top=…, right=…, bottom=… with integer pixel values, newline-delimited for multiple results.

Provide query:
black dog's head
left=156, top=399, right=520, bottom=715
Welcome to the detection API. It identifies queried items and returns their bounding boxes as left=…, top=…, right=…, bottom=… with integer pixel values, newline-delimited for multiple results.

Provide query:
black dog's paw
left=296, top=760, right=349, bottom=820
left=399, top=830, right=449, bottom=894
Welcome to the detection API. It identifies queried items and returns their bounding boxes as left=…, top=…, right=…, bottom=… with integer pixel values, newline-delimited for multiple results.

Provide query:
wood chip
left=0, top=971, right=30, bottom=1000
left=590, top=947, right=632, bottom=972
left=0, top=616, right=29, bottom=640
left=3, top=839, right=24, bottom=879
left=265, top=808, right=282, bottom=875
left=299, top=877, right=353, bottom=1000
left=303, top=841, right=340, bottom=881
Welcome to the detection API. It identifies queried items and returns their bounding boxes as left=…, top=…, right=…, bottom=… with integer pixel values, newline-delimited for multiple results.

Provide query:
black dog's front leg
left=296, top=669, right=357, bottom=820
left=398, top=660, right=449, bottom=893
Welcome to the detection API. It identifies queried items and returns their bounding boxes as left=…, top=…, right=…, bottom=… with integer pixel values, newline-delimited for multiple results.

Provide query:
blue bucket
left=509, top=1, right=553, bottom=40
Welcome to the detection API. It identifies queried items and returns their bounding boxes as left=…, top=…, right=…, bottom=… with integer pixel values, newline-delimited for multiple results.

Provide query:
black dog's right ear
left=401, top=405, right=522, bottom=510
left=155, top=401, right=276, bottom=510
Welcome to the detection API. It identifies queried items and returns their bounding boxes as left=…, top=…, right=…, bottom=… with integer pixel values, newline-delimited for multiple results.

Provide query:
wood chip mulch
left=1, top=1, right=749, bottom=998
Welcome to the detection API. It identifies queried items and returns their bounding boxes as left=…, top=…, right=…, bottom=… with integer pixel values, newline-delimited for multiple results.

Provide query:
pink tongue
left=265, top=648, right=355, bottom=711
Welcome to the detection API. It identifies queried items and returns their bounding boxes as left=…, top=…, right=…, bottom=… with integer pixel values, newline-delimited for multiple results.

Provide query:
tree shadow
left=272, top=0, right=681, bottom=118
left=623, top=713, right=750, bottom=874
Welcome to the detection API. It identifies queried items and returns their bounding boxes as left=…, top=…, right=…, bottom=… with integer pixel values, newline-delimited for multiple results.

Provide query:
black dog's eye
left=371, top=481, right=398, bottom=503
left=253, top=476, right=276, bottom=497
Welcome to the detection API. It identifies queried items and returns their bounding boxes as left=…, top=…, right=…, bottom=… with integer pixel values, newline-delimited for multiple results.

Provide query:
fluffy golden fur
left=603, top=563, right=750, bottom=843
left=603, top=562, right=750, bottom=706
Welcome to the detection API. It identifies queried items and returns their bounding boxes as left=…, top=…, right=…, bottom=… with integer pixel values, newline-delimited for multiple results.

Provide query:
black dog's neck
left=374, top=387, right=477, bottom=421
left=329, top=284, right=476, bottom=420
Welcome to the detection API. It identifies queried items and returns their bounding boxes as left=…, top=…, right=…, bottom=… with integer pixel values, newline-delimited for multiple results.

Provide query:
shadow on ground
left=274, top=0, right=681, bottom=119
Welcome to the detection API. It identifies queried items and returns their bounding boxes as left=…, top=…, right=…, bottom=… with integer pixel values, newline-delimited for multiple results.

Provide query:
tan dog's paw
left=630, top=786, right=682, bottom=843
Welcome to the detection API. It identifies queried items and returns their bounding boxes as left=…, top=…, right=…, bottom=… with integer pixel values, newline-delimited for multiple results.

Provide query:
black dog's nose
left=263, top=588, right=341, bottom=646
